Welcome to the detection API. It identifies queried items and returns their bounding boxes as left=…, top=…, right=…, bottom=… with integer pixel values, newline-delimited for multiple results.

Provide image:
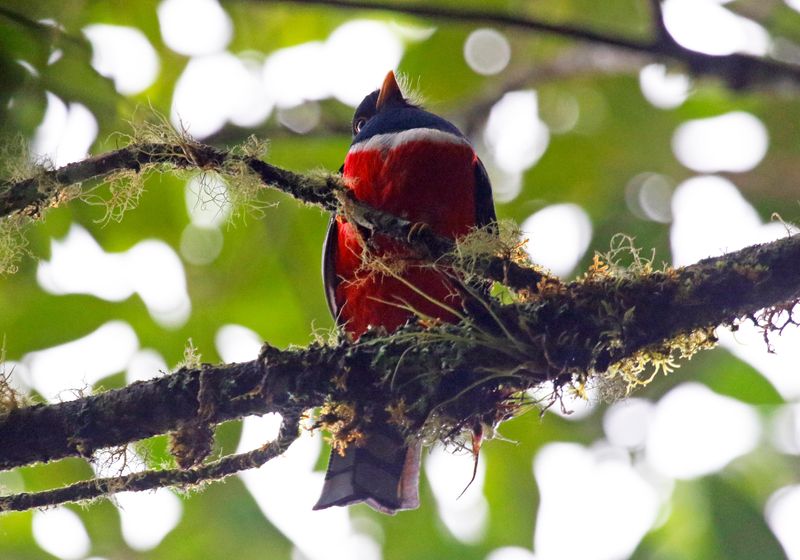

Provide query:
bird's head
left=351, top=71, right=412, bottom=136
left=349, top=71, right=463, bottom=144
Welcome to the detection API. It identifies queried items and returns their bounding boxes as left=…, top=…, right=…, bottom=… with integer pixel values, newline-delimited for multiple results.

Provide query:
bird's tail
left=313, top=422, right=421, bottom=515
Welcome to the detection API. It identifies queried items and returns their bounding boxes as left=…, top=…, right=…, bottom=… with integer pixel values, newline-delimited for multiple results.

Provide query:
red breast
left=335, top=127, right=480, bottom=338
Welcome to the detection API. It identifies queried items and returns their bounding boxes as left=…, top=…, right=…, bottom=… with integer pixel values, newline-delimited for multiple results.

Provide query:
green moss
left=0, top=215, right=29, bottom=275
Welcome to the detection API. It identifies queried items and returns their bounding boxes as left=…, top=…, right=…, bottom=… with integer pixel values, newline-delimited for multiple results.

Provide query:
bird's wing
left=321, top=214, right=341, bottom=321
left=474, top=157, right=497, bottom=228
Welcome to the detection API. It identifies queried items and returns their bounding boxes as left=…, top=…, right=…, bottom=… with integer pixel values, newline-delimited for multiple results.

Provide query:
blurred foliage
left=1, top=0, right=799, bottom=559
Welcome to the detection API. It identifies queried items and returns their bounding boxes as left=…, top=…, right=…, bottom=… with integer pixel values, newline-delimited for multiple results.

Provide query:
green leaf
left=706, top=476, right=786, bottom=560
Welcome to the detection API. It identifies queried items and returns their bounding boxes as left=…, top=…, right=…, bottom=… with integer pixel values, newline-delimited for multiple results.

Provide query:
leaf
left=706, top=476, right=786, bottom=560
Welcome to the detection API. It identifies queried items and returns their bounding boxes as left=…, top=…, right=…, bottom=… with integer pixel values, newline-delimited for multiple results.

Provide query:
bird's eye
left=354, top=117, right=367, bottom=134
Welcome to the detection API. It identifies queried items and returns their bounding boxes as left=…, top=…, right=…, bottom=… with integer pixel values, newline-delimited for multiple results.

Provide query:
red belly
left=335, top=136, right=478, bottom=338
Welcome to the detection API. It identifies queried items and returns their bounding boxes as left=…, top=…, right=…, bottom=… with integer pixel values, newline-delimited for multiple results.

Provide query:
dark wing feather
left=322, top=164, right=346, bottom=322
left=474, top=157, right=497, bottom=227
left=321, top=215, right=341, bottom=321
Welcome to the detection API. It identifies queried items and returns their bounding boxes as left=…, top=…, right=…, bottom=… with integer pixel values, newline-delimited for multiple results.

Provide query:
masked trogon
left=314, top=71, right=496, bottom=514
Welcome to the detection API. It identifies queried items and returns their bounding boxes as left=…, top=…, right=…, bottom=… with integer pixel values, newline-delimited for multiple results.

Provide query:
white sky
left=37, top=224, right=191, bottom=328
left=521, top=203, right=592, bottom=278
left=83, top=24, right=159, bottom=95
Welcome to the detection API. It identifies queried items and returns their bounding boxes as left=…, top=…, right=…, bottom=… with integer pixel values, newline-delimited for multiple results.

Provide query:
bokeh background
left=2, top=0, right=800, bottom=559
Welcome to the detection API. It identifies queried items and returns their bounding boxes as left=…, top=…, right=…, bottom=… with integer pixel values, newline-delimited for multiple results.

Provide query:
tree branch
left=0, top=141, right=549, bottom=292
left=648, top=0, right=669, bottom=43
left=0, top=141, right=338, bottom=218
left=262, top=0, right=800, bottom=90
left=0, top=6, right=90, bottom=50
left=2, top=233, right=797, bottom=492
left=0, top=413, right=300, bottom=512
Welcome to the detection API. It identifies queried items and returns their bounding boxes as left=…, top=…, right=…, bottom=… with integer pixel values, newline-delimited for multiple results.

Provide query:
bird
left=314, top=71, right=496, bottom=514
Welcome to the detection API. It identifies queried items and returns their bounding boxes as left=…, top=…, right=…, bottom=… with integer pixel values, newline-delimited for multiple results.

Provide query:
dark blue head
left=351, top=72, right=464, bottom=145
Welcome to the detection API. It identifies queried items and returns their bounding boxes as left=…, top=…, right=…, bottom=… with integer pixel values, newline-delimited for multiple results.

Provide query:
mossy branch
left=1, top=233, right=798, bottom=511
left=0, top=413, right=300, bottom=513
left=0, top=140, right=549, bottom=291
left=0, top=141, right=337, bottom=217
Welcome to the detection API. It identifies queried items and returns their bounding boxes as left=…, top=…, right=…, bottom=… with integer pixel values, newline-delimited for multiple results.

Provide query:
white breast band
left=349, top=127, right=471, bottom=154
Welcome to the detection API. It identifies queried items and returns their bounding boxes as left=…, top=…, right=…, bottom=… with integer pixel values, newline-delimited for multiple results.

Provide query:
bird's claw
left=407, top=222, right=431, bottom=243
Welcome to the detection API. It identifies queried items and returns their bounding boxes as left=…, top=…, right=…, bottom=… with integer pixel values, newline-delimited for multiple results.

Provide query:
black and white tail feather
left=313, top=421, right=421, bottom=514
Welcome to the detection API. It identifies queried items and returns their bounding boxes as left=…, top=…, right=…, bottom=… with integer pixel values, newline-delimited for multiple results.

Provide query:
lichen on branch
left=0, top=413, right=301, bottom=513
left=0, top=138, right=549, bottom=291
left=0, top=231, right=797, bottom=511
